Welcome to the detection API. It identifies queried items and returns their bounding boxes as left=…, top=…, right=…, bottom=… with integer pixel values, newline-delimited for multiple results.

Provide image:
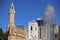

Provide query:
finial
left=11, top=2, right=14, bottom=8
left=32, top=19, right=35, bottom=23
left=9, top=2, right=15, bottom=14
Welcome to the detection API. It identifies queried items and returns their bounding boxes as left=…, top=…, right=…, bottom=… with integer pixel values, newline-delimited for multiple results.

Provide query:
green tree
left=4, top=31, right=8, bottom=40
left=0, top=28, right=8, bottom=40
left=0, top=28, right=4, bottom=40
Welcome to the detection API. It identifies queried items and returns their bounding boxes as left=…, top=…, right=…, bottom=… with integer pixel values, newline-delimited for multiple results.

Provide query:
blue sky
left=0, top=0, right=60, bottom=32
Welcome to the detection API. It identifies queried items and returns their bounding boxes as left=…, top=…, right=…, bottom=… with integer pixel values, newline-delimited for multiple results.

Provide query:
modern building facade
left=36, top=18, right=44, bottom=40
left=58, top=25, right=60, bottom=40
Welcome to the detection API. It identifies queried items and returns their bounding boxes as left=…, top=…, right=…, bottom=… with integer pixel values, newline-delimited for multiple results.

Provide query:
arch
left=31, top=26, right=33, bottom=30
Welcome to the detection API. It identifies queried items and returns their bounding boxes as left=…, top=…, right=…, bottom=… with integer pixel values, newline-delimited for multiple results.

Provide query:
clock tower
left=27, top=20, right=38, bottom=40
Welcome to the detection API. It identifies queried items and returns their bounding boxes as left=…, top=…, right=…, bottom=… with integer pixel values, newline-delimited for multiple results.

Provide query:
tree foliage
left=0, top=28, right=8, bottom=40
left=0, top=28, right=4, bottom=39
left=4, top=31, right=8, bottom=40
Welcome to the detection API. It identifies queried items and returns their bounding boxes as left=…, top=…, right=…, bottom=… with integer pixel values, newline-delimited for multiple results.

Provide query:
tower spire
left=9, top=2, right=15, bottom=25
left=11, top=2, right=14, bottom=8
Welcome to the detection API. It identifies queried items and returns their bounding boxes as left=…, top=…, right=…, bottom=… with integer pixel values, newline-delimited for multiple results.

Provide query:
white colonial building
left=27, top=20, right=39, bottom=40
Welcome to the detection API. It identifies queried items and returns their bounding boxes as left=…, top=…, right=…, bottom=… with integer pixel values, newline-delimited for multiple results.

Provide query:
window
left=12, top=7, right=13, bottom=9
left=55, top=33, right=57, bottom=38
left=35, top=27, right=37, bottom=31
left=31, top=26, right=33, bottom=30
left=40, top=28, right=41, bottom=38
